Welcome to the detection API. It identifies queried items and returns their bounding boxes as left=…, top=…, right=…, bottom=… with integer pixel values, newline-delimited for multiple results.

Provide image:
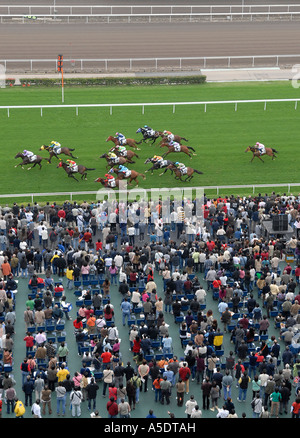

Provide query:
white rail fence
left=1, top=183, right=300, bottom=204
left=2, top=11, right=300, bottom=23
left=2, top=98, right=300, bottom=118
left=2, top=54, right=300, bottom=73
left=1, top=4, right=300, bottom=15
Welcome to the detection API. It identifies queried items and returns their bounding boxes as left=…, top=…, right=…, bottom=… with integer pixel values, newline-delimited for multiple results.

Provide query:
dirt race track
left=1, top=20, right=300, bottom=62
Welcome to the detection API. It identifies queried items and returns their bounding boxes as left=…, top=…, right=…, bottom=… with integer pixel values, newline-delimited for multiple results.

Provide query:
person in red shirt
left=106, top=396, right=118, bottom=418
left=23, top=332, right=35, bottom=356
left=178, top=362, right=191, bottom=394
left=101, top=348, right=112, bottom=366
left=132, top=336, right=141, bottom=354
left=57, top=209, right=66, bottom=221
left=206, top=240, right=215, bottom=252
left=96, top=240, right=103, bottom=252
left=73, top=316, right=83, bottom=332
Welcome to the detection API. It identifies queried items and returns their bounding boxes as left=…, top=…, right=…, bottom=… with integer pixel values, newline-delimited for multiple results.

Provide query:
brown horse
left=160, top=142, right=196, bottom=159
left=14, top=152, right=50, bottom=170
left=166, top=164, right=203, bottom=182
left=245, top=146, right=278, bottom=162
left=157, top=131, right=189, bottom=145
left=99, top=153, right=135, bottom=169
left=40, top=145, right=77, bottom=162
left=110, top=167, right=146, bottom=186
left=106, top=135, right=141, bottom=150
left=95, top=177, right=123, bottom=189
left=57, top=161, right=96, bottom=181
left=109, top=147, right=139, bottom=161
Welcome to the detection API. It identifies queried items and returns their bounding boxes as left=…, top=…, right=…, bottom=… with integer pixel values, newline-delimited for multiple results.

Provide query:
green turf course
left=0, top=80, right=299, bottom=199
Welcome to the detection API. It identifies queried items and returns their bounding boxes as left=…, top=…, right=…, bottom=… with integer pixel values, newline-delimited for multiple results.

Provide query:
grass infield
left=0, top=80, right=299, bottom=200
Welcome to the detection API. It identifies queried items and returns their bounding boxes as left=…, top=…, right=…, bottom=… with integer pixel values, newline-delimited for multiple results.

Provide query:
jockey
left=175, top=161, right=186, bottom=173
left=66, top=159, right=77, bottom=171
left=115, top=132, right=126, bottom=145
left=163, top=130, right=174, bottom=141
left=115, top=145, right=127, bottom=156
left=170, top=140, right=180, bottom=151
left=255, top=142, right=266, bottom=155
left=118, top=164, right=129, bottom=176
left=107, top=151, right=118, bottom=162
left=104, top=173, right=115, bottom=187
left=50, top=140, right=61, bottom=148
left=49, top=140, right=61, bottom=156
left=153, top=155, right=163, bottom=164
left=144, top=125, right=153, bottom=135
left=23, top=150, right=34, bottom=159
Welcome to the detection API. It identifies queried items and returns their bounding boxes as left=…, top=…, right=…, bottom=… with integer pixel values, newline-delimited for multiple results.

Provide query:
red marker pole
left=58, top=54, right=64, bottom=103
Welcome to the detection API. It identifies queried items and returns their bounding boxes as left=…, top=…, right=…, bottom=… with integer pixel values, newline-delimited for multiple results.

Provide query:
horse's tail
left=187, top=146, right=195, bottom=152
left=136, top=140, right=142, bottom=145
left=134, top=153, right=139, bottom=158
left=139, top=173, right=146, bottom=180
left=193, top=169, right=203, bottom=175
left=69, top=148, right=75, bottom=151
left=272, top=148, right=279, bottom=153
left=182, top=137, right=189, bottom=142
left=86, top=168, right=96, bottom=171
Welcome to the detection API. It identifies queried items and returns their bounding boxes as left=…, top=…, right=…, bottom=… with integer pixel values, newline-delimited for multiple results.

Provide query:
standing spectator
left=237, top=371, right=251, bottom=402
left=185, top=394, right=198, bottom=418
left=106, top=396, right=118, bottom=418
left=41, top=385, right=52, bottom=415
left=160, top=376, right=172, bottom=405
left=270, top=386, right=282, bottom=418
left=56, top=382, right=67, bottom=416
left=138, top=359, right=150, bottom=393
left=86, top=377, right=99, bottom=411
left=22, top=374, right=34, bottom=407
left=70, top=387, right=83, bottom=418
left=118, top=398, right=131, bottom=419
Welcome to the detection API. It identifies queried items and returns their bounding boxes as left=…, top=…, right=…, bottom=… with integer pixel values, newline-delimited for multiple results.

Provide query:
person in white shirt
left=31, top=399, right=42, bottom=418
left=216, top=406, right=229, bottom=418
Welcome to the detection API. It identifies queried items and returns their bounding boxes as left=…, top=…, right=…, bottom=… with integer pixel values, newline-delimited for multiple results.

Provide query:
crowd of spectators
left=0, top=191, right=299, bottom=418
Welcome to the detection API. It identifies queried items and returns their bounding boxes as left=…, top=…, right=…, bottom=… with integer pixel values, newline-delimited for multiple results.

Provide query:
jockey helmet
left=23, top=150, right=27, bottom=154
left=163, top=130, right=167, bottom=135
left=51, top=141, right=55, bottom=144
left=144, top=125, right=148, bottom=128
left=116, top=132, right=119, bottom=136
left=175, top=162, right=179, bottom=165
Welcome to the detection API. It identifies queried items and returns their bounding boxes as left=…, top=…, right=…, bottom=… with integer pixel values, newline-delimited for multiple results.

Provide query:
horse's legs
left=68, top=172, right=78, bottom=182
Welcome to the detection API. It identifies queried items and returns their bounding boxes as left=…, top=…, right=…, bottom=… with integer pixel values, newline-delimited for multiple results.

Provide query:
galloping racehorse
left=158, top=131, right=189, bottom=145
left=106, top=135, right=141, bottom=150
left=14, top=152, right=50, bottom=170
left=144, top=157, right=176, bottom=175
left=109, top=147, right=139, bottom=161
left=136, top=127, right=160, bottom=144
left=99, top=153, right=135, bottom=169
left=160, top=142, right=196, bottom=159
left=109, top=167, right=146, bottom=186
left=95, top=177, right=123, bottom=189
left=40, top=145, right=77, bottom=162
left=245, top=146, right=278, bottom=162
left=57, top=161, right=96, bottom=181
left=166, top=163, right=203, bottom=182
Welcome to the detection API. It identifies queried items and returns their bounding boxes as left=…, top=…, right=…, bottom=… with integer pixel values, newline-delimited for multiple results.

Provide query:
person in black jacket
left=86, top=377, right=99, bottom=411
